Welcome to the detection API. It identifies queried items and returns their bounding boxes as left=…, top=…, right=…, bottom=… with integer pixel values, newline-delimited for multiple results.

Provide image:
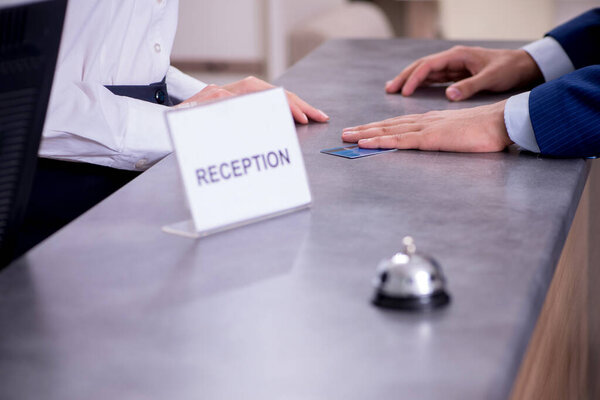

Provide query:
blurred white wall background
left=172, top=0, right=391, bottom=81
left=265, top=0, right=347, bottom=79
left=172, top=0, right=600, bottom=82
left=171, top=0, right=265, bottom=63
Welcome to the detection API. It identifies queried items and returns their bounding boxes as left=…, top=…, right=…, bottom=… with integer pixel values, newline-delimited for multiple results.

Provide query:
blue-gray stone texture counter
left=0, top=40, right=589, bottom=399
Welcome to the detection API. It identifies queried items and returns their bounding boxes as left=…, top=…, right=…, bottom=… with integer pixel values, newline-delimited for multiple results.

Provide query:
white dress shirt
left=504, top=37, right=575, bottom=153
left=40, top=0, right=207, bottom=171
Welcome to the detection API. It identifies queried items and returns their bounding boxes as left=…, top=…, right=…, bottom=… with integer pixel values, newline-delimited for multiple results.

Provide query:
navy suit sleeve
left=547, top=8, right=600, bottom=69
left=529, top=65, right=600, bottom=157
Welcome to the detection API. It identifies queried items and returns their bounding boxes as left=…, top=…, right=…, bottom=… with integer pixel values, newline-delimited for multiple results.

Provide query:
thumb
left=446, top=73, right=490, bottom=101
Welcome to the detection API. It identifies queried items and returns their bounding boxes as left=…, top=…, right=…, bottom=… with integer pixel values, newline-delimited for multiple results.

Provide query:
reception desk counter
left=0, top=40, right=594, bottom=399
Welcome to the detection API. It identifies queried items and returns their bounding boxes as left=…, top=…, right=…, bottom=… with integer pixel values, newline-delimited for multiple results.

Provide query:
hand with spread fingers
left=385, top=46, right=542, bottom=101
left=223, top=76, right=330, bottom=124
left=342, top=101, right=512, bottom=153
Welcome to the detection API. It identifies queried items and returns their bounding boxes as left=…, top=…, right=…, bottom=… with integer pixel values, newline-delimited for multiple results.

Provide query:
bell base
left=373, top=290, right=450, bottom=311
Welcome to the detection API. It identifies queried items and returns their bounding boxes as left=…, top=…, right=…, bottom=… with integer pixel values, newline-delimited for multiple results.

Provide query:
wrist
left=490, top=99, right=513, bottom=148
left=514, top=49, right=544, bottom=87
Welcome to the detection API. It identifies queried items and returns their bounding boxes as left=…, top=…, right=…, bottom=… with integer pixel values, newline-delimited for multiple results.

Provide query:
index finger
left=387, top=50, right=456, bottom=94
left=401, top=49, right=469, bottom=96
left=400, top=53, right=458, bottom=96
left=385, top=59, right=423, bottom=93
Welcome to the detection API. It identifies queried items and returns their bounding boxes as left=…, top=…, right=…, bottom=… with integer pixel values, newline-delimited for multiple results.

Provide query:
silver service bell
left=373, top=236, right=450, bottom=310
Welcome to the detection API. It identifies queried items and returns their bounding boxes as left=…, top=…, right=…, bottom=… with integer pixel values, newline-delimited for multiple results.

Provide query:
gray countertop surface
left=0, top=39, right=589, bottom=400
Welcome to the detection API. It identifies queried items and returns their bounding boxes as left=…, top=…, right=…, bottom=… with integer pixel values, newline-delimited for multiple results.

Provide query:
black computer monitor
left=0, top=0, right=67, bottom=267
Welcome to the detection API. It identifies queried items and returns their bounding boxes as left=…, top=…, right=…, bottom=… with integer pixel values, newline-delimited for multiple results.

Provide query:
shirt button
left=155, top=89, right=166, bottom=104
left=135, top=159, right=149, bottom=170
left=154, top=43, right=161, bottom=53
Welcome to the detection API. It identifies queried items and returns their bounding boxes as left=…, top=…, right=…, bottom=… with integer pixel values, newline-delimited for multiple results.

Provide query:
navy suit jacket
left=529, top=8, right=600, bottom=157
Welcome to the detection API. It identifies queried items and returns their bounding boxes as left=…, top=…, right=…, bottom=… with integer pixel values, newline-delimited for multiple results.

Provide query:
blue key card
left=320, top=144, right=396, bottom=159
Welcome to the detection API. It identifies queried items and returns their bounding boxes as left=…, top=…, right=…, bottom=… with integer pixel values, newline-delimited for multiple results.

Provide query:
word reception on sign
left=163, top=88, right=312, bottom=238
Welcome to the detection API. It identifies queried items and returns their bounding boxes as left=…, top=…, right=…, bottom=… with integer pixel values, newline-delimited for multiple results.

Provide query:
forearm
left=504, top=33, right=578, bottom=154
left=41, top=81, right=173, bottom=170
left=546, top=8, right=600, bottom=69
left=529, top=65, right=600, bottom=157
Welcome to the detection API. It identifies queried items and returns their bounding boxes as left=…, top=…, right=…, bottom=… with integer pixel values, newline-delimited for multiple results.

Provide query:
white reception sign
left=163, top=88, right=311, bottom=238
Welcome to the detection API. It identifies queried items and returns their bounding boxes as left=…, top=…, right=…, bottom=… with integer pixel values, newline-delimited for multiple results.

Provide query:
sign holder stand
left=162, top=220, right=200, bottom=239
left=162, top=203, right=311, bottom=239
left=161, top=88, right=312, bottom=240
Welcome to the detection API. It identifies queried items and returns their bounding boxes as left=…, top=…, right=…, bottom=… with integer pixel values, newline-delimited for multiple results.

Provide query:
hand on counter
left=179, top=84, right=235, bottom=107
left=385, top=46, right=542, bottom=101
left=179, top=77, right=329, bottom=125
left=342, top=100, right=513, bottom=153
left=223, top=76, right=330, bottom=124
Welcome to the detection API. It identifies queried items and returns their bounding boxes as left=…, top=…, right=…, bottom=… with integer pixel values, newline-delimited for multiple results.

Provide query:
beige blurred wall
left=555, top=0, right=600, bottom=24
left=440, top=0, right=555, bottom=40
left=440, top=0, right=600, bottom=40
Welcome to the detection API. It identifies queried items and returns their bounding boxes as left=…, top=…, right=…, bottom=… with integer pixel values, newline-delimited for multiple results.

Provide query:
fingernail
left=343, top=126, right=356, bottom=132
left=342, top=131, right=356, bottom=137
left=446, top=87, right=462, bottom=101
left=319, top=110, right=330, bottom=120
left=358, top=139, right=373, bottom=148
left=301, top=113, right=309, bottom=124
left=385, top=80, right=393, bottom=88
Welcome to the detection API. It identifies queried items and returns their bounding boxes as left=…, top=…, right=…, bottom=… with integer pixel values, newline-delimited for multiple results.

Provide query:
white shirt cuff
left=522, top=37, right=575, bottom=82
left=40, top=83, right=173, bottom=170
left=504, top=91, right=540, bottom=153
left=120, top=97, right=173, bottom=170
left=166, top=66, right=207, bottom=101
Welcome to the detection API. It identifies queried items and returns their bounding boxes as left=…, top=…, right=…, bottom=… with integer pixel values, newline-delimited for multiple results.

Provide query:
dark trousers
left=15, top=158, right=140, bottom=258
left=13, top=77, right=171, bottom=259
